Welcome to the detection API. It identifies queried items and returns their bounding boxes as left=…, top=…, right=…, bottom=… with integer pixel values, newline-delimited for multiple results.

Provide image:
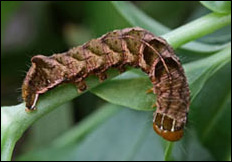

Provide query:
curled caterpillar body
left=22, top=27, right=190, bottom=141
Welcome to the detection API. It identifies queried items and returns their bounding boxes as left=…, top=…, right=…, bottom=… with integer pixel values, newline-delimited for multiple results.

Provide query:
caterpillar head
left=22, top=55, right=66, bottom=111
left=22, top=62, right=39, bottom=111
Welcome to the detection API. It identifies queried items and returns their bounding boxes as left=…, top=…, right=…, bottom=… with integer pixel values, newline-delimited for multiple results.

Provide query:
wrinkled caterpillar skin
left=22, top=27, right=190, bottom=141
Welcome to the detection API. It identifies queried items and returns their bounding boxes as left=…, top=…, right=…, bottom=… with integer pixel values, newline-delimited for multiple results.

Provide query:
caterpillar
left=22, top=27, right=190, bottom=141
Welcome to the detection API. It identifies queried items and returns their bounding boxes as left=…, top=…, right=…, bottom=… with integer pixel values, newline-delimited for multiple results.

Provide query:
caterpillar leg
left=152, top=103, right=156, bottom=108
left=97, top=72, right=107, bottom=83
left=146, top=88, right=153, bottom=94
left=118, top=65, right=127, bottom=74
left=76, top=81, right=87, bottom=93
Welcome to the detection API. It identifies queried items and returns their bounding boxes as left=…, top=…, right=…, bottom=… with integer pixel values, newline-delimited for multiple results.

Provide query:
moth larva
left=22, top=27, right=190, bottom=141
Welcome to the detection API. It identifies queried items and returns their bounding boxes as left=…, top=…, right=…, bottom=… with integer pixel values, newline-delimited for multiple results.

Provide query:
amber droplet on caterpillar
left=22, top=27, right=190, bottom=141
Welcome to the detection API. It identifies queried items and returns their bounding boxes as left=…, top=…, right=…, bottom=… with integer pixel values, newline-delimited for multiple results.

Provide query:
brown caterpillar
left=22, top=27, right=190, bottom=141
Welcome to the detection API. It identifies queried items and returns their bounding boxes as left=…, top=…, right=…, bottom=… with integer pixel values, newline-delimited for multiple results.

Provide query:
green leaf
left=190, top=62, right=231, bottom=160
left=185, top=46, right=231, bottom=101
left=16, top=103, right=215, bottom=161
left=52, top=103, right=121, bottom=148
left=16, top=104, right=162, bottom=161
left=91, top=69, right=155, bottom=111
left=200, top=1, right=231, bottom=14
left=22, top=102, right=74, bottom=149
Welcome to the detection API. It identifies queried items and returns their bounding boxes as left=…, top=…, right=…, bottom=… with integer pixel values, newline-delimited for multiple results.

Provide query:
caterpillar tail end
left=153, top=112, right=184, bottom=141
left=153, top=123, right=183, bottom=141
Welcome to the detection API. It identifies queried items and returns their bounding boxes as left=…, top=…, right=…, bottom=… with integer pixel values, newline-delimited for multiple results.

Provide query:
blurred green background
left=1, top=1, right=231, bottom=161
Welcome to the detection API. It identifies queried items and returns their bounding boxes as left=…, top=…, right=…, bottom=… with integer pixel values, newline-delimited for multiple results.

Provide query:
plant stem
left=164, top=142, right=174, bottom=161
left=163, top=13, right=231, bottom=49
